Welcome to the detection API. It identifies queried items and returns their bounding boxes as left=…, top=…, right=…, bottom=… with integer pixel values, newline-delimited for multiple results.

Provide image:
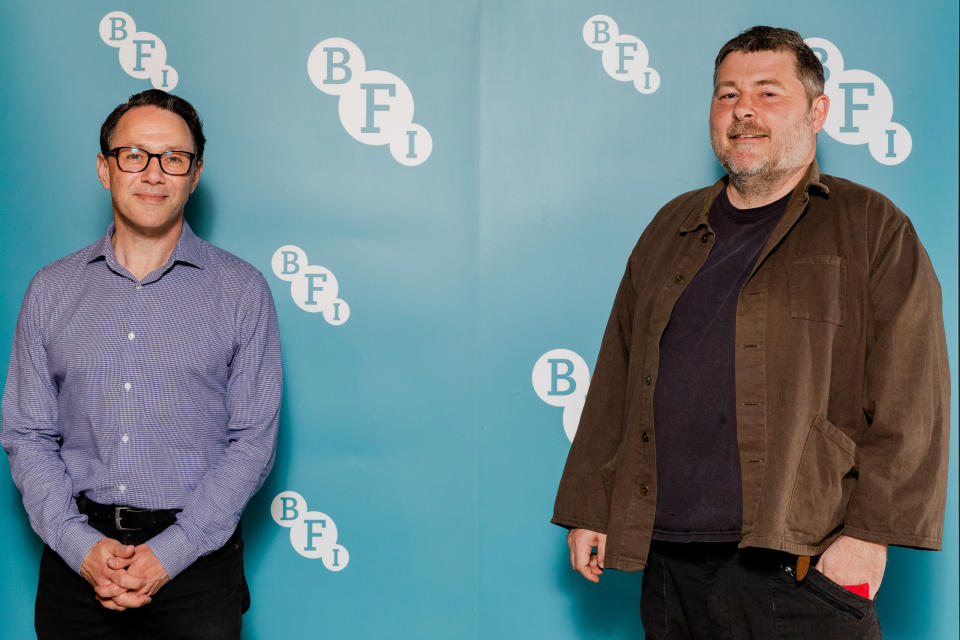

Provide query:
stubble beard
left=712, top=108, right=815, bottom=201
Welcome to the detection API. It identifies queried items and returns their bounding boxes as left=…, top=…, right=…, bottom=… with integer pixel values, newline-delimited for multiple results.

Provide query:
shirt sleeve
left=1, top=274, right=105, bottom=573
left=147, top=272, right=282, bottom=578
left=843, top=212, right=950, bottom=549
left=552, top=245, right=638, bottom=533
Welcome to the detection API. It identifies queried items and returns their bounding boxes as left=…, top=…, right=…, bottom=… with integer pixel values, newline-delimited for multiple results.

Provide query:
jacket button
left=640, top=485, right=649, bottom=496
left=644, top=374, right=652, bottom=386
left=674, top=273, right=685, bottom=283
left=701, top=233, right=710, bottom=243
left=641, top=432, right=649, bottom=442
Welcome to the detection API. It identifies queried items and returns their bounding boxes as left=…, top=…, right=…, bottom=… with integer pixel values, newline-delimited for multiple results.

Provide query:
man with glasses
left=1, top=89, right=282, bottom=638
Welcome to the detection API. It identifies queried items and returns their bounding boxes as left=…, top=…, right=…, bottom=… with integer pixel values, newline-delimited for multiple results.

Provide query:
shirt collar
left=84, top=219, right=205, bottom=271
left=171, top=221, right=205, bottom=268
left=679, top=160, right=830, bottom=234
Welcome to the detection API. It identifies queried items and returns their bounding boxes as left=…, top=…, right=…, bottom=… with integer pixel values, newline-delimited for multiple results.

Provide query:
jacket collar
left=679, top=160, right=829, bottom=234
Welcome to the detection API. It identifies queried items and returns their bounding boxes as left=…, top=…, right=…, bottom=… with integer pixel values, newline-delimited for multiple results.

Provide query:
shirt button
left=121, top=434, right=129, bottom=443
left=118, top=484, right=126, bottom=493
left=674, top=273, right=685, bottom=283
left=135, top=284, right=142, bottom=290
left=123, top=382, right=131, bottom=391
left=127, top=332, right=135, bottom=341
left=641, top=431, right=649, bottom=442
left=644, top=374, right=652, bottom=386
left=639, top=485, right=649, bottom=496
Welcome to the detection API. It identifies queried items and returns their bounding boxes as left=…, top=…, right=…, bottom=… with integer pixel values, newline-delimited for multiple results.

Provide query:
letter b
left=592, top=20, right=611, bottom=45
left=549, top=358, right=576, bottom=396
left=110, top=17, right=128, bottom=41
left=324, top=47, right=352, bottom=85
left=583, top=15, right=619, bottom=52
left=533, top=349, right=590, bottom=407
left=281, top=497, right=299, bottom=521
left=282, top=251, right=300, bottom=275
left=810, top=47, right=830, bottom=82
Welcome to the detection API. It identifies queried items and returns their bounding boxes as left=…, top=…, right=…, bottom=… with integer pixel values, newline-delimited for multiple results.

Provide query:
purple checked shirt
left=1, top=222, right=282, bottom=578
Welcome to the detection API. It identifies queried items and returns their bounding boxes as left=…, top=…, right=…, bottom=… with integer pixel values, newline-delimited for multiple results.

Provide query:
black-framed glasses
left=107, top=147, right=197, bottom=176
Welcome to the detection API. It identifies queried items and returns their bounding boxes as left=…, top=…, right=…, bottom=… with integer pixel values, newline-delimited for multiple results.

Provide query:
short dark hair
left=714, top=26, right=824, bottom=103
left=100, top=89, right=206, bottom=159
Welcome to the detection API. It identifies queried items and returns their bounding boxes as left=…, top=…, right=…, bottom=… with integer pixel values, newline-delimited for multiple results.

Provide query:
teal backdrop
left=0, top=1, right=956, bottom=638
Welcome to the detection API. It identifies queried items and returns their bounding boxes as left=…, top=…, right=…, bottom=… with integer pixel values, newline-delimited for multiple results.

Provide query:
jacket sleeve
left=843, top=211, right=950, bottom=549
left=1, top=274, right=105, bottom=573
left=552, top=245, right=638, bottom=533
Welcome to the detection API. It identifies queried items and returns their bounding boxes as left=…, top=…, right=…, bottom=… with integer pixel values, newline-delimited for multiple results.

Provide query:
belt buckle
left=114, top=506, right=138, bottom=532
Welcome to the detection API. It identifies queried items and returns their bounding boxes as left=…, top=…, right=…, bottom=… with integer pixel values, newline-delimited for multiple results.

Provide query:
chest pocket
left=789, top=255, right=846, bottom=326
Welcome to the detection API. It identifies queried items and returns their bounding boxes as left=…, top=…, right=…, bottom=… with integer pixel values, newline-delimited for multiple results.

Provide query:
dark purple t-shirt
left=651, top=188, right=789, bottom=542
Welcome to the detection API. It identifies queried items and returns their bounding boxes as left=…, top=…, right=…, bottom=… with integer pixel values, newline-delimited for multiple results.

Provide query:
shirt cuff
left=147, top=523, right=200, bottom=579
left=59, top=521, right=110, bottom=575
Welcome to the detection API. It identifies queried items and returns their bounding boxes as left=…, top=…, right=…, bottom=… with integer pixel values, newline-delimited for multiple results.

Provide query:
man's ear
left=97, top=153, right=111, bottom=190
left=811, top=93, right=830, bottom=134
left=190, top=159, right=203, bottom=194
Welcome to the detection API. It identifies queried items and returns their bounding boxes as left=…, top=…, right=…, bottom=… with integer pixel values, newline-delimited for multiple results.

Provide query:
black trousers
left=35, top=524, right=249, bottom=640
left=640, top=541, right=882, bottom=640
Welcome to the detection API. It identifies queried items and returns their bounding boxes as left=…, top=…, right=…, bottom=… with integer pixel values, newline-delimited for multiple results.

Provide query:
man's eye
left=125, top=151, right=142, bottom=161
left=165, top=155, right=183, bottom=165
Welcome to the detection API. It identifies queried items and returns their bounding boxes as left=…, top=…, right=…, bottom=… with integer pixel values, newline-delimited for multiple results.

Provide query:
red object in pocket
left=842, top=583, right=869, bottom=598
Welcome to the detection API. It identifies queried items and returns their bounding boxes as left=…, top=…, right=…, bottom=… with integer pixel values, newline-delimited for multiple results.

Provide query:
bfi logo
left=582, top=15, right=660, bottom=94
left=99, top=11, right=178, bottom=91
left=271, top=245, right=350, bottom=325
left=805, top=37, right=911, bottom=165
left=532, top=349, right=591, bottom=442
left=271, top=491, right=349, bottom=571
left=307, top=38, right=433, bottom=166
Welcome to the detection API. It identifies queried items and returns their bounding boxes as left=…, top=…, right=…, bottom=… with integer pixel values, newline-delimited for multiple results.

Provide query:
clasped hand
left=80, top=537, right=170, bottom=610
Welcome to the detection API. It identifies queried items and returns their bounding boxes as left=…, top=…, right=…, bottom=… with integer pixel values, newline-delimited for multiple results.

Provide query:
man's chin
left=721, top=160, right=768, bottom=180
left=116, top=211, right=184, bottom=238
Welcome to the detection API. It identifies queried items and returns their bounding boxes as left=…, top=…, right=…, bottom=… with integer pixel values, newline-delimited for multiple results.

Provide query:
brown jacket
left=552, top=162, right=950, bottom=571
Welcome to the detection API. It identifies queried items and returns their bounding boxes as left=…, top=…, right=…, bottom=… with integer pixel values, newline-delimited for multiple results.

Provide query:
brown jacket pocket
left=599, top=453, right=619, bottom=515
left=785, top=415, right=857, bottom=542
left=789, top=255, right=846, bottom=325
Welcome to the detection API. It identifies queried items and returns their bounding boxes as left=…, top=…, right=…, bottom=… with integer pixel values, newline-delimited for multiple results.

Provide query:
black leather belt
left=77, top=495, right=180, bottom=532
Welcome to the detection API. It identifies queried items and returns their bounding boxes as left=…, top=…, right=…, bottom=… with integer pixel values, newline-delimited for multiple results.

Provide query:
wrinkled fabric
left=2, top=222, right=282, bottom=579
left=552, top=162, right=950, bottom=571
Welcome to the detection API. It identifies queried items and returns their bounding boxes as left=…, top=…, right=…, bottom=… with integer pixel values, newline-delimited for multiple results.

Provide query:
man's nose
left=140, top=155, right=166, bottom=182
left=733, top=94, right=755, bottom=120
